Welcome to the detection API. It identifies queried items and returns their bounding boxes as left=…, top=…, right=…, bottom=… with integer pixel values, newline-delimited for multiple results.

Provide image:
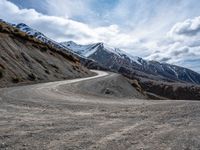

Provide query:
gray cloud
left=159, top=57, right=171, bottom=62
left=171, top=47, right=189, bottom=56
left=146, top=16, right=200, bottom=73
left=188, top=40, right=200, bottom=47
left=169, top=16, right=200, bottom=37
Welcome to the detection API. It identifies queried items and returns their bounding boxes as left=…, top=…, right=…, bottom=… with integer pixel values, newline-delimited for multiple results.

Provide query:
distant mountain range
left=12, top=21, right=200, bottom=85
left=61, top=41, right=200, bottom=84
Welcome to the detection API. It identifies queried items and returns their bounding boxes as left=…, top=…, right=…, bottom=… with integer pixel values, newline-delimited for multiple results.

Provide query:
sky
left=1, top=0, right=200, bottom=73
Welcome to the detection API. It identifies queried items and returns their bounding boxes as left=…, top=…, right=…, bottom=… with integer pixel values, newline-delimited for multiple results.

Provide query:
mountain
left=13, top=21, right=200, bottom=85
left=4, top=20, right=200, bottom=85
left=9, top=20, right=200, bottom=99
left=0, top=20, right=93, bottom=87
left=61, top=41, right=200, bottom=85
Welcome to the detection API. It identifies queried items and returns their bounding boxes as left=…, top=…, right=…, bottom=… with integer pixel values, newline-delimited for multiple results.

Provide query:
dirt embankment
left=59, top=72, right=147, bottom=99
left=0, top=22, right=94, bottom=87
left=138, top=78, right=200, bottom=100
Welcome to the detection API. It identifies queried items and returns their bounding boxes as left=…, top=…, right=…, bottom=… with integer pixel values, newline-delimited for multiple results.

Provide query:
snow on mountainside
left=63, top=41, right=200, bottom=84
left=61, top=41, right=142, bottom=65
left=13, top=23, right=90, bottom=58
left=15, top=23, right=52, bottom=42
left=61, top=41, right=100, bottom=57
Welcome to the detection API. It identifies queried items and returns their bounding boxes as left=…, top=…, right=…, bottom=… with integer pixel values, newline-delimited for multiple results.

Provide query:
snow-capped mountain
left=14, top=23, right=65, bottom=50
left=61, top=41, right=142, bottom=64
left=61, top=41, right=100, bottom=57
left=62, top=41, right=200, bottom=84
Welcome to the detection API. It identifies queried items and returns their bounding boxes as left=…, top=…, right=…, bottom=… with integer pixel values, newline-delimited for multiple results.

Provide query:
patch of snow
left=61, top=41, right=99, bottom=57
left=184, top=69, right=196, bottom=83
left=170, top=66, right=178, bottom=78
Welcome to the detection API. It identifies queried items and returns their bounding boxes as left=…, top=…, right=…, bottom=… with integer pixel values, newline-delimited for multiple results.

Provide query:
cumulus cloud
left=146, top=16, right=200, bottom=73
left=1, top=0, right=96, bottom=41
left=171, top=47, right=189, bottom=56
left=168, top=16, right=200, bottom=37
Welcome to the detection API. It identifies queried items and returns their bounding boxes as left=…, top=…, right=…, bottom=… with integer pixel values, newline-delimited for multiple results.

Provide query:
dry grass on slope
left=0, top=22, right=94, bottom=87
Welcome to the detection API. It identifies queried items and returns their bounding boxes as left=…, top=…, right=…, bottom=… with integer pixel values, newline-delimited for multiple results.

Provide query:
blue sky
left=1, top=0, right=200, bottom=72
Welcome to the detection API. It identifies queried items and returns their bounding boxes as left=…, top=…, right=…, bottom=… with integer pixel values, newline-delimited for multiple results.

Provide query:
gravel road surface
left=0, top=70, right=200, bottom=150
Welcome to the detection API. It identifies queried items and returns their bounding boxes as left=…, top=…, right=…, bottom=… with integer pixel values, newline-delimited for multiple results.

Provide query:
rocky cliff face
left=0, top=22, right=93, bottom=87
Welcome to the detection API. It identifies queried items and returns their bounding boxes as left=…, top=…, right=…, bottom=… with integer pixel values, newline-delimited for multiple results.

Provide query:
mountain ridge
left=11, top=20, right=200, bottom=85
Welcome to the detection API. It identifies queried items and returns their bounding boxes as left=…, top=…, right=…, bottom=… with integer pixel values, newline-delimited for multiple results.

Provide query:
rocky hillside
left=138, top=78, right=200, bottom=100
left=0, top=22, right=93, bottom=87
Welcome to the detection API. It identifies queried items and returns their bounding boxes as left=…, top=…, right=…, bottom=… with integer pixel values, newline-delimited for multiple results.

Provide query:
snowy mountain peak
left=61, top=41, right=142, bottom=65
left=60, top=41, right=99, bottom=57
left=14, top=23, right=46, bottom=39
left=63, top=41, right=77, bottom=46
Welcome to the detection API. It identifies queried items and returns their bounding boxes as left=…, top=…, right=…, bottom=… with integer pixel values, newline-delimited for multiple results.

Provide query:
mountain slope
left=61, top=41, right=200, bottom=85
left=0, top=21, right=93, bottom=87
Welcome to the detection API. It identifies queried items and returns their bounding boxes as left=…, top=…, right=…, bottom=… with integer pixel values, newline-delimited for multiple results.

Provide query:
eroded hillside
left=0, top=22, right=94, bottom=87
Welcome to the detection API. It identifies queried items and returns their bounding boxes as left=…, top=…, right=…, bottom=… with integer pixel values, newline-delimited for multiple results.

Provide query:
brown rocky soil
left=0, top=22, right=93, bottom=88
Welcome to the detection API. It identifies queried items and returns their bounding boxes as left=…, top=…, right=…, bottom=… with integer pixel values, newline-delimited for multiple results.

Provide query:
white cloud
left=44, top=0, right=93, bottom=18
left=146, top=16, right=200, bottom=72
left=168, top=16, right=200, bottom=37
left=0, top=0, right=144, bottom=49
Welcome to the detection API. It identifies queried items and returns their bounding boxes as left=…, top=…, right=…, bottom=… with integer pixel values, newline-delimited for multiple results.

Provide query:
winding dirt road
left=0, top=70, right=200, bottom=150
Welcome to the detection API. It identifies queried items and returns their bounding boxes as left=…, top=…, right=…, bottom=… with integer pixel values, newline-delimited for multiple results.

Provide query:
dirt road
left=0, top=70, right=200, bottom=150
